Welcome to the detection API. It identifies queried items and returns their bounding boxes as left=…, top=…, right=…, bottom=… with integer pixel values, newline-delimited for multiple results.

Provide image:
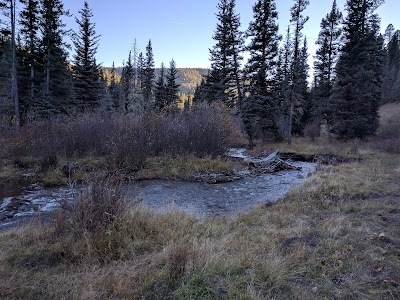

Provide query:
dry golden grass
left=137, top=155, right=233, bottom=180
left=1, top=146, right=399, bottom=299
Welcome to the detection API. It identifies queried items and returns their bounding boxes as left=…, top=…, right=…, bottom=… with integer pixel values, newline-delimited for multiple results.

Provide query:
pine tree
left=121, top=50, right=134, bottom=112
left=39, top=0, right=74, bottom=115
left=275, top=26, right=293, bottom=138
left=19, top=0, right=40, bottom=114
left=0, top=2, right=12, bottom=118
left=154, top=62, right=167, bottom=110
left=331, top=0, right=384, bottom=139
left=142, top=40, right=155, bottom=107
left=165, top=59, right=180, bottom=108
left=109, top=61, right=120, bottom=111
left=286, top=0, right=309, bottom=144
left=292, top=38, right=310, bottom=135
left=208, top=0, right=244, bottom=109
left=137, top=52, right=144, bottom=90
left=382, top=28, right=400, bottom=103
left=73, top=1, right=101, bottom=112
left=192, top=78, right=207, bottom=103
left=242, top=0, right=281, bottom=142
left=313, top=0, right=342, bottom=140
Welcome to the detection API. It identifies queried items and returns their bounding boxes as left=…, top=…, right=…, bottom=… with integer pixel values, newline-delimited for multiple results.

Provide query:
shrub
left=3, top=104, right=242, bottom=170
left=372, top=105, right=400, bottom=153
left=303, top=123, right=321, bottom=142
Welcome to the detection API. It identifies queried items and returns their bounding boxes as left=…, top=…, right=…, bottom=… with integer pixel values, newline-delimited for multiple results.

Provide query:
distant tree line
left=0, top=0, right=181, bottom=125
left=194, top=0, right=398, bottom=142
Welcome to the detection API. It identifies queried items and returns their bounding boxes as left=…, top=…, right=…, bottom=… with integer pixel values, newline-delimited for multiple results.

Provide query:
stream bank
left=1, top=149, right=317, bottom=226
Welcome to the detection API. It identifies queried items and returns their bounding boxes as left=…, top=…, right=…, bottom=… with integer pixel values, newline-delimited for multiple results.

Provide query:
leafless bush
left=3, top=105, right=241, bottom=169
left=303, top=123, right=320, bottom=142
left=372, top=113, right=400, bottom=153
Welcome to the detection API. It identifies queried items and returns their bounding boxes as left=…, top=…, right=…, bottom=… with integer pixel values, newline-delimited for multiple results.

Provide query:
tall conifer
left=142, top=40, right=155, bottom=106
left=73, top=1, right=101, bottom=112
left=313, top=0, right=342, bottom=140
left=243, top=0, right=281, bottom=142
left=208, top=0, right=244, bottom=108
left=165, top=59, right=180, bottom=108
left=331, top=0, right=384, bottom=139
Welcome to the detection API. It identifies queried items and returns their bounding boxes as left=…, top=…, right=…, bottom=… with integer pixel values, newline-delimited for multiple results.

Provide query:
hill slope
left=106, top=67, right=209, bottom=95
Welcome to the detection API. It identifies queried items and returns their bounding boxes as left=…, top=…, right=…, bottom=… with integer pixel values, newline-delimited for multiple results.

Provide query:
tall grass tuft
left=59, top=176, right=127, bottom=235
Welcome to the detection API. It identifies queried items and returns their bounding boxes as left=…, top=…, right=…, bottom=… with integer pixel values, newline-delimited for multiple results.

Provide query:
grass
left=136, top=155, right=233, bottom=180
left=0, top=145, right=399, bottom=299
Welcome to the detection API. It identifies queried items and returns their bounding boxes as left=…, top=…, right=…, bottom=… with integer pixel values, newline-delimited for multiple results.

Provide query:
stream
left=0, top=149, right=316, bottom=227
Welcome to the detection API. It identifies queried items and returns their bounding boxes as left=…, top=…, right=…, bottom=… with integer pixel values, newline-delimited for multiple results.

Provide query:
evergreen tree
left=109, top=61, right=120, bottom=111
left=382, top=28, right=400, bottom=103
left=208, top=0, right=244, bottom=109
left=313, top=0, right=342, bottom=140
left=121, top=50, right=134, bottom=112
left=286, top=0, right=309, bottom=144
left=383, top=23, right=395, bottom=46
left=39, top=0, right=74, bottom=115
left=192, top=77, right=207, bottom=103
left=331, top=0, right=385, bottom=139
left=137, top=52, right=144, bottom=90
left=154, top=62, right=167, bottom=110
left=19, top=0, right=40, bottom=115
left=165, top=59, right=180, bottom=108
left=142, top=40, right=155, bottom=107
left=242, top=0, right=281, bottom=142
left=0, top=2, right=12, bottom=119
left=72, top=1, right=101, bottom=112
left=274, top=26, right=293, bottom=138
left=292, top=38, right=310, bottom=135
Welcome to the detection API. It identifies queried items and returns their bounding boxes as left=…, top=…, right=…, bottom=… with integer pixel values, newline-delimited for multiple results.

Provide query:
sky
left=60, top=0, right=400, bottom=69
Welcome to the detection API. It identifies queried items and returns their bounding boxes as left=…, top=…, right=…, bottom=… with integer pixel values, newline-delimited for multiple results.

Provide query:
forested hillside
left=103, top=67, right=209, bottom=95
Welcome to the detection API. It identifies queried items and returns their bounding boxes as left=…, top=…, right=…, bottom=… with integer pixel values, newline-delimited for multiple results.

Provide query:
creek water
left=0, top=149, right=316, bottom=227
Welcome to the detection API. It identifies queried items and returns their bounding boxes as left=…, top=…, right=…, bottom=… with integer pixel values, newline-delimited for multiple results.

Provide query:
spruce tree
left=382, top=28, right=400, bottom=103
left=274, top=26, right=293, bottom=138
left=165, top=59, right=180, bottom=108
left=109, top=61, right=120, bottom=111
left=208, top=0, right=244, bottom=109
left=73, top=1, right=101, bottom=112
left=313, top=0, right=342, bottom=140
left=331, top=0, right=384, bottom=139
left=243, top=0, right=281, bottom=142
left=292, top=38, right=310, bottom=135
left=192, top=78, right=207, bottom=103
left=19, top=0, right=40, bottom=114
left=39, top=0, right=74, bottom=115
left=121, top=50, right=134, bottom=112
left=154, top=62, right=167, bottom=110
left=137, top=52, right=144, bottom=90
left=142, top=40, right=155, bottom=107
left=286, top=0, right=309, bottom=144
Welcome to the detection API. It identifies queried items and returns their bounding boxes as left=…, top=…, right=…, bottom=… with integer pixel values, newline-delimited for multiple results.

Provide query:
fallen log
left=248, top=150, right=302, bottom=173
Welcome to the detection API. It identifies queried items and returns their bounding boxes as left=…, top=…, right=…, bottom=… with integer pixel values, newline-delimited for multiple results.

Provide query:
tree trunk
left=287, top=101, right=294, bottom=145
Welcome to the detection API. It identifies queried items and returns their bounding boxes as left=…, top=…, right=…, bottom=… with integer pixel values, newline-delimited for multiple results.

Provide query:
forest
left=1, top=0, right=400, bottom=299
left=0, top=0, right=398, bottom=138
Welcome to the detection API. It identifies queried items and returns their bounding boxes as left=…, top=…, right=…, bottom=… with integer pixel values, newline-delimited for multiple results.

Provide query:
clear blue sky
left=62, top=0, right=400, bottom=69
